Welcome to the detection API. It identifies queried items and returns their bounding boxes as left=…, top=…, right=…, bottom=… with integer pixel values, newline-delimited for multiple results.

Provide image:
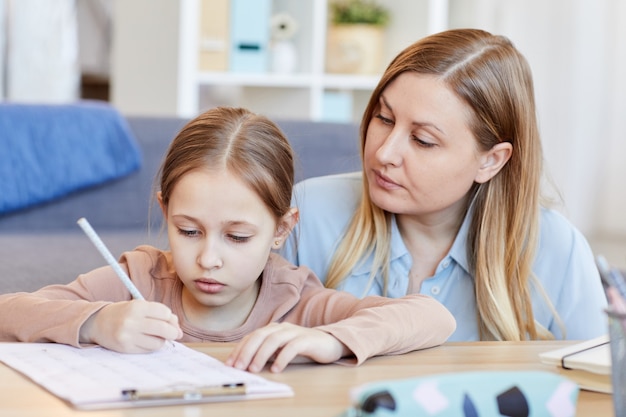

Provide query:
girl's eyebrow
left=171, top=214, right=255, bottom=228
left=171, top=214, right=200, bottom=223
left=223, top=220, right=256, bottom=228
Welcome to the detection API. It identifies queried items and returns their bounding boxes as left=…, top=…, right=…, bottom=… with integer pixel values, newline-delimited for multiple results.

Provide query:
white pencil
left=77, top=217, right=144, bottom=300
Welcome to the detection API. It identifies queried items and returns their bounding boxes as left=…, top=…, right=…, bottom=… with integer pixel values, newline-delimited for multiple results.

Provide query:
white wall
left=450, top=0, right=626, bottom=238
left=110, top=0, right=198, bottom=117
left=78, top=0, right=112, bottom=77
left=598, top=0, right=626, bottom=238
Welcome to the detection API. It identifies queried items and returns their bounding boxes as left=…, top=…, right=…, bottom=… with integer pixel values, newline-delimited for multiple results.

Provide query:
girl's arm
left=0, top=277, right=114, bottom=345
left=226, top=269, right=455, bottom=373
left=0, top=252, right=181, bottom=351
left=291, top=283, right=457, bottom=364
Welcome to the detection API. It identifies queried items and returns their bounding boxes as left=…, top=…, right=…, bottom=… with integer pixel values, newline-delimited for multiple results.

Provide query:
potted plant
left=330, top=0, right=390, bottom=26
left=326, top=0, right=391, bottom=74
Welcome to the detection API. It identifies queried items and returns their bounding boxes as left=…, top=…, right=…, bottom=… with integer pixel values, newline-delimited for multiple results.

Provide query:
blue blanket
left=0, top=101, right=142, bottom=214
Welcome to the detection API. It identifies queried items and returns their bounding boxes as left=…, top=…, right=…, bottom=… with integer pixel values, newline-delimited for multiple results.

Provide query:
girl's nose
left=197, top=240, right=223, bottom=270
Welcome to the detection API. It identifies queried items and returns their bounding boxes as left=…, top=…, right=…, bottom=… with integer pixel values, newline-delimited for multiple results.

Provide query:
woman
left=283, top=28, right=607, bottom=342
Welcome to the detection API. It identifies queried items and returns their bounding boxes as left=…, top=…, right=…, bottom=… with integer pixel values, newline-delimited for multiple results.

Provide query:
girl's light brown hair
left=158, top=106, right=294, bottom=221
left=326, top=29, right=559, bottom=341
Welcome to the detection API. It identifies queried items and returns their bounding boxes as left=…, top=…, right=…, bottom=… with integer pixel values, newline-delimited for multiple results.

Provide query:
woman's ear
left=273, top=207, right=299, bottom=249
left=474, top=142, right=513, bottom=184
left=157, top=191, right=167, bottom=220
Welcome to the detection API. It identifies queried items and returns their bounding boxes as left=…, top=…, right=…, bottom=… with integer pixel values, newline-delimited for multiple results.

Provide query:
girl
left=0, top=106, right=455, bottom=373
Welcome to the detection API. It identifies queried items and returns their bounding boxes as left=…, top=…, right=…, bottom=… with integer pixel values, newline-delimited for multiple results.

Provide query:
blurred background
left=1, top=0, right=624, bottom=268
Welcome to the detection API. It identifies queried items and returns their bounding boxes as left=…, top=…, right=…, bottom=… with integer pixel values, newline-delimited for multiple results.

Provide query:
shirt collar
left=351, top=206, right=474, bottom=277
left=351, top=215, right=406, bottom=276
left=448, top=206, right=471, bottom=275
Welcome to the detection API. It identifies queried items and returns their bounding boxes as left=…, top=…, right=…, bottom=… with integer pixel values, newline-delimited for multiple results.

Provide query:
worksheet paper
left=0, top=341, right=293, bottom=409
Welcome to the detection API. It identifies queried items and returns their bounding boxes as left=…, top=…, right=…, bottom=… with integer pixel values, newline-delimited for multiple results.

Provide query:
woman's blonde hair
left=158, top=106, right=294, bottom=221
left=326, top=29, right=558, bottom=341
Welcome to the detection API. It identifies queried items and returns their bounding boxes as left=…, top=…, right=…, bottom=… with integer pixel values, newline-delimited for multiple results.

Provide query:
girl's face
left=160, top=168, right=294, bottom=330
left=363, top=72, right=495, bottom=222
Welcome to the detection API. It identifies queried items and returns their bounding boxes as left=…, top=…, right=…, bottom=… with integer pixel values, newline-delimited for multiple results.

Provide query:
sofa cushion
left=0, top=101, right=142, bottom=214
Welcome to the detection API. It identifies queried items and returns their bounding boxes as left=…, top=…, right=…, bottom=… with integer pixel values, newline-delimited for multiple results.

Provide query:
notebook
left=0, top=341, right=293, bottom=410
left=539, top=335, right=611, bottom=393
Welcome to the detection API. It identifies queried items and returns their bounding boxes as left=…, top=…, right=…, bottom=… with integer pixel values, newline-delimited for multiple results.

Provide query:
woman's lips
left=373, top=170, right=401, bottom=190
left=194, top=279, right=225, bottom=294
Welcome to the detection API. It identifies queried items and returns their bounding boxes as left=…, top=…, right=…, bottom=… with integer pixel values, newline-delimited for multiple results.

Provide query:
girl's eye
left=374, top=114, right=394, bottom=125
left=177, top=228, right=200, bottom=237
left=228, top=234, right=251, bottom=243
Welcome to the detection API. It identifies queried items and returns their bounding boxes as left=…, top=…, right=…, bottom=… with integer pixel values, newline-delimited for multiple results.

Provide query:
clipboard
left=0, top=341, right=293, bottom=410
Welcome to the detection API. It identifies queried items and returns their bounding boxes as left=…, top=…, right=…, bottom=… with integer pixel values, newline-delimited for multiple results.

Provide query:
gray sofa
left=0, top=114, right=361, bottom=293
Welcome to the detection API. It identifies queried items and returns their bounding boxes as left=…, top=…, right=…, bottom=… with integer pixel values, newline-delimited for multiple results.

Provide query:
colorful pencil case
left=337, top=370, right=579, bottom=417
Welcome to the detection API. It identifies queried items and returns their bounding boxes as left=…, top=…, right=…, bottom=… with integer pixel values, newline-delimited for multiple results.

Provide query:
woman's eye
left=375, top=114, right=394, bottom=125
left=412, top=136, right=436, bottom=148
left=178, top=228, right=200, bottom=237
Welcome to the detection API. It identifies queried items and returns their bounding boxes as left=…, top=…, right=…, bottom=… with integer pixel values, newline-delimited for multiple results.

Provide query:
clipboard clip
left=121, top=382, right=246, bottom=401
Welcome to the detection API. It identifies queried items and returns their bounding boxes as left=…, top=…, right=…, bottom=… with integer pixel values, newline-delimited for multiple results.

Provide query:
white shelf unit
left=195, top=71, right=380, bottom=120
left=192, top=0, right=383, bottom=122
left=111, top=0, right=448, bottom=121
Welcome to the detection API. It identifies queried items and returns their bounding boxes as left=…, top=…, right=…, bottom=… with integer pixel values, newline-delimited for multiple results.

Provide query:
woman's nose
left=376, top=128, right=405, bottom=166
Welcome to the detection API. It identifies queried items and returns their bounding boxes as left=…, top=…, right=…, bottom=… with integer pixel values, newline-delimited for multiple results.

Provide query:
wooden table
left=0, top=341, right=614, bottom=416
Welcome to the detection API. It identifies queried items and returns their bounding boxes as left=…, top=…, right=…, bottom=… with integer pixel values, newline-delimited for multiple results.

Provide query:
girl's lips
left=194, top=279, right=225, bottom=294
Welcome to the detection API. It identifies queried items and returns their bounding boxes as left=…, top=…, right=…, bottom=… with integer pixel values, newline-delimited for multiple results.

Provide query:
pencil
left=77, top=217, right=145, bottom=300
left=596, top=255, right=626, bottom=298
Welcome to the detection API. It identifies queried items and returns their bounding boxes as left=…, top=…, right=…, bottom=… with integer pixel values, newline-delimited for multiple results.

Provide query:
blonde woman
left=284, top=29, right=606, bottom=341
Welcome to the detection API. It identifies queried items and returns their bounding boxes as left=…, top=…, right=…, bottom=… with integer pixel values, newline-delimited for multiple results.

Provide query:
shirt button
left=431, top=286, right=441, bottom=295
left=442, top=259, right=450, bottom=268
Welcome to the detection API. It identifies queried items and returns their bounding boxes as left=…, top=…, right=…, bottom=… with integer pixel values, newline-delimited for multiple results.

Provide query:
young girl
left=0, top=106, right=455, bottom=373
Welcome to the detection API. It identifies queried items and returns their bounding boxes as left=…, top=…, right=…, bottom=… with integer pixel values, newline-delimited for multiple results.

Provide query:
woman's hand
left=225, top=322, right=350, bottom=373
left=79, top=300, right=183, bottom=353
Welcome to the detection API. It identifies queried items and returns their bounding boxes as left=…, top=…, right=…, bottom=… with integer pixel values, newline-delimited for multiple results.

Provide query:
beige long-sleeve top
left=0, top=246, right=455, bottom=364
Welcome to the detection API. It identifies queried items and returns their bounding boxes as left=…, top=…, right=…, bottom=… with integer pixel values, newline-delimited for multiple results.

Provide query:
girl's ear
left=157, top=191, right=167, bottom=220
left=273, top=207, right=299, bottom=249
left=474, top=142, right=513, bottom=184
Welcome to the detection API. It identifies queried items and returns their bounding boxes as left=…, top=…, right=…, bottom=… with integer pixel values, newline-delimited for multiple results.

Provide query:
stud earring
left=274, top=240, right=281, bottom=246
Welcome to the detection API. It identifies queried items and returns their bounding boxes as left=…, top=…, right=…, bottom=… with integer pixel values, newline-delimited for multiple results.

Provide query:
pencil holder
left=607, top=308, right=626, bottom=417
left=336, top=371, right=579, bottom=417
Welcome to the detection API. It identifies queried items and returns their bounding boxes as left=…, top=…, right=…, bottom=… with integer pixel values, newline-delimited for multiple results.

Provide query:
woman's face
left=363, top=72, right=488, bottom=221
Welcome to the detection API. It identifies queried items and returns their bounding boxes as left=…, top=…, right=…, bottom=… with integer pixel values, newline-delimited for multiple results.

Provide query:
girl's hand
left=225, top=322, right=350, bottom=373
left=79, top=300, right=183, bottom=353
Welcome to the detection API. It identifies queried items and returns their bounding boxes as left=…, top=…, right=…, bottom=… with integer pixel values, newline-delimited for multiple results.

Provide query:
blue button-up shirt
left=283, top=172, right=607, bottom=341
